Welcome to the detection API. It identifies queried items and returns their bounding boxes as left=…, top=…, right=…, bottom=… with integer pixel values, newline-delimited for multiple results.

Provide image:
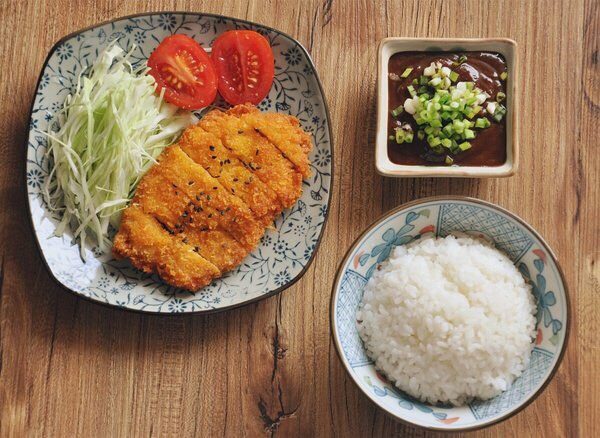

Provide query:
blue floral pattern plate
left=331, top=197, right=569, bottom=431
left=26, top=13, right=332, bottom=313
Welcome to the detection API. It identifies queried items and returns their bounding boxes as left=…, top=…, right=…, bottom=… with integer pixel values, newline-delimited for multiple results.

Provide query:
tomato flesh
left=211, top=31, right=275, bottom=105
left=148, top=34, right=217, bottom=110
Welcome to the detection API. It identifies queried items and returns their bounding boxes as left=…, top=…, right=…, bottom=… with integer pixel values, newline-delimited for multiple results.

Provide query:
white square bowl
left=376, top=38, right=518, bottom=178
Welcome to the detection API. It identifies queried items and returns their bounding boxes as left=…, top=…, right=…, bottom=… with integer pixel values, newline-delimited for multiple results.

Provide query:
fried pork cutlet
left=113, top=206, right=220, bottom=290
left=178, top=127, right=281, bottom=227
left=199, top=109, right=303, bottom=208
left=129, top=157, right=249, bottom=273
left=113, top=105, right=313, bottom=291
left=156, top=146, right=264, bottom=250
left=227, top=104, right=313, bottom=178
left=179, top=228, right=248, bottom=273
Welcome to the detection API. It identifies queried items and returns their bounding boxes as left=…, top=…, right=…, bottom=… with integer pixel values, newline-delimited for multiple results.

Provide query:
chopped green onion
left=395, top=128, right=405, bottom=144
left=463, top=128, right=475, bottom=139
left=457, top=55, right=467, bottom=64
left=475, top=117, right=491, bottom=129
left=493, top=104, right=507, bottom=122
left=401, top=67, right=414, bottom=78
left=467, top=106, right=480, bottom=119
left=445, top=155, right=454, bottom=165
left=391, top=105, right=404, bottom=117
left=429, top=77, right=442, bottom=87
left=398, top=64, right=498, bottom=157
left=412, top=78, right=419, bottom=85
left=389, top=135, right=394, bottom=141
left=453, top=119, right=465, bottom=133
left=500, top=71, right=508, bottom=80
left=428, top=136, right=441, bottom=147
left=496, top=91, right=506, bottom=102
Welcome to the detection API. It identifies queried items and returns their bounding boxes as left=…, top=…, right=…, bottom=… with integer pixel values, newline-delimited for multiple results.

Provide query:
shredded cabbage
left=42, top=42, right=196, bottom=258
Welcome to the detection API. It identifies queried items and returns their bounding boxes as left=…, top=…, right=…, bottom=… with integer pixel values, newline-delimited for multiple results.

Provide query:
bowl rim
left=329, top=195, right=570, bottom=431
left=375, top=37, right=519, bottom=178
left=24, top=11, right=334, bottom=316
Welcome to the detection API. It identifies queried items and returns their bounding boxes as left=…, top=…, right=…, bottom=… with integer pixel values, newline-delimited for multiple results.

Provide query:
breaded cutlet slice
left=113, top=205, right=220, bottom=291
left=131, top=170, right=190, bottom=229
left=228, top=104, right=313, bottom=178
left=179, top=228, right=248, bottom=273
left=178, top=127, right=282, bottom=226
left=156, top=146, right=264, bottom=250
left=199, top=110, right=303, bottom=209
left=131, top=170, right=248, bottom=273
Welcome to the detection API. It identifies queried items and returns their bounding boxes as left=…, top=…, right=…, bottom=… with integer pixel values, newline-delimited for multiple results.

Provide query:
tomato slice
left=147, top=34, right=217, bottom=110
left=211, top=30, right=275, bottom=105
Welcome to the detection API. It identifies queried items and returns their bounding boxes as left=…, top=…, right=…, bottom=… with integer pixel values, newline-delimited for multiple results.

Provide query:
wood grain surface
left=0, top=0, right=597, bottom=436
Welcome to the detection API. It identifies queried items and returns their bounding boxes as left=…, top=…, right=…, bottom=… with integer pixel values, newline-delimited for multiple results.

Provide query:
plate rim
left=329, top=195, right=570, bottom=431
left=24, top=11, right=334, bottom=315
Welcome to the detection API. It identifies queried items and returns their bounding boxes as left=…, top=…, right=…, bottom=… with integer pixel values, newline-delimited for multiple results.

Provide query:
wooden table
left=0, top=1, right=597, bottom=436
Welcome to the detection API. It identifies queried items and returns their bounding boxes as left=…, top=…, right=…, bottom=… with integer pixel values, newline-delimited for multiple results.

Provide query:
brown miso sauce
left=387, top=51, right=507, bottom=166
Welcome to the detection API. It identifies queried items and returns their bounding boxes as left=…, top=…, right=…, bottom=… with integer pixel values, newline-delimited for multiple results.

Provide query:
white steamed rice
left=357, top=235, right=537, bottom=405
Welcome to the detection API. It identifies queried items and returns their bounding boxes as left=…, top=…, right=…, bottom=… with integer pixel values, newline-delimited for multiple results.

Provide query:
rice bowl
left=331, top=197, right=569, bottom=430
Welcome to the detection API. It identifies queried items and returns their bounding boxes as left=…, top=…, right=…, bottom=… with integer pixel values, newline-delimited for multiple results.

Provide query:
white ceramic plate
left=26, top=12, right=332, bottom=313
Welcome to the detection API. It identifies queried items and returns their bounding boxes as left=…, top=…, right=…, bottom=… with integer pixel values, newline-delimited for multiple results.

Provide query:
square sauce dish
left=376, top=38, right=518, bottom=178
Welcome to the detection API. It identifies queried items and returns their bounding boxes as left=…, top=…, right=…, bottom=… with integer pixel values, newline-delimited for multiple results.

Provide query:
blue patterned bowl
left=26, top=13, right=332, bottom=313
left=331, top=196, right=569, bottom=431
